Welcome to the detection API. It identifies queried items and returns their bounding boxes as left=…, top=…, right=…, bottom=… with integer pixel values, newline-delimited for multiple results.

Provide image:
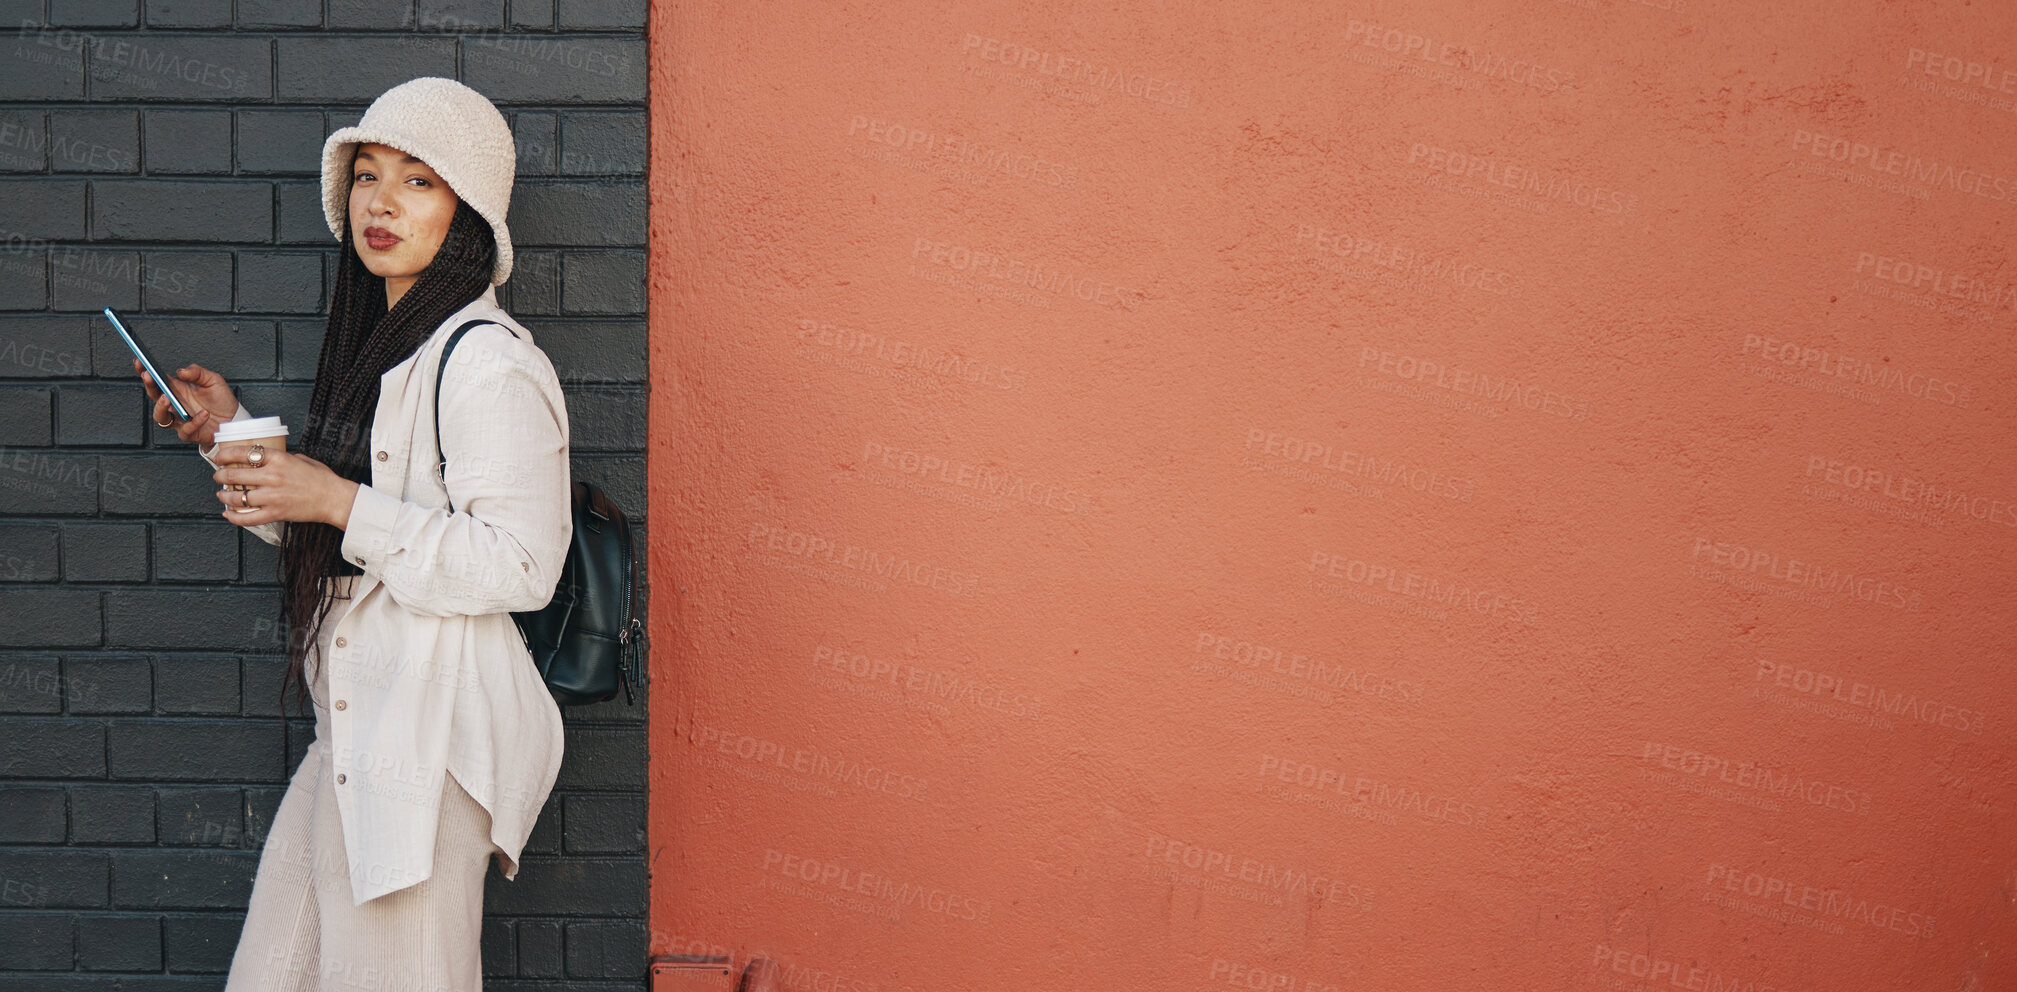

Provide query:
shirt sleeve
left=338, top=325, right=573, bottom=618
left=197, top=403, right=286, bottom=548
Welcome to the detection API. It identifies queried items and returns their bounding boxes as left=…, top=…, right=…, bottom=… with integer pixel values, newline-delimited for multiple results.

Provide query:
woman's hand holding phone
left=134, top=359, right=239, bottom=447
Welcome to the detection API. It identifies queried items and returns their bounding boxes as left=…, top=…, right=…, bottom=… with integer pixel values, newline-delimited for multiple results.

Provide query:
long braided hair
left=276, top=194, right=498, bottom=713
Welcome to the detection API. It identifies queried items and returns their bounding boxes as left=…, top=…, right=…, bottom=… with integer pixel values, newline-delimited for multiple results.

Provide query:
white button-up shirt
left=198, top=286, right=571, bottom=905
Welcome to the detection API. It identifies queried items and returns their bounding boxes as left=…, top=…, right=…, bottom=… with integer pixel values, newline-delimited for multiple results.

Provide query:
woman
left=135, top=77, right=571, bottom=989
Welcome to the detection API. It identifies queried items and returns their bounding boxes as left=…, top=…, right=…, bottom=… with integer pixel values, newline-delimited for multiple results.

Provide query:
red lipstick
left=363, top=226, right=401, bottom=251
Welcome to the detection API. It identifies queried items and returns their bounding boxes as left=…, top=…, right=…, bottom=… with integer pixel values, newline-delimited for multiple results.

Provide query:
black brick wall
left=0, top=0, right=650, bottom=985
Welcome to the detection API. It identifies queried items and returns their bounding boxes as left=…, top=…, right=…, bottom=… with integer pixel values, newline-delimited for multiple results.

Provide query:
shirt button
left=354, top=557, right=365, bottom=566
left=375, top=450, right=388, bottom=461
left=334, top=636, right=346, bottom=648
left=334, top=699, right=347, bottom=710
left=336, top=774, right=346, bottom=785
left=521, top=561, right=529, bottom=572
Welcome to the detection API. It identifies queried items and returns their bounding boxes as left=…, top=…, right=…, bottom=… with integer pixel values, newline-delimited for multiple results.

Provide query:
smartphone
left=103, top=307, right=191, bottom=421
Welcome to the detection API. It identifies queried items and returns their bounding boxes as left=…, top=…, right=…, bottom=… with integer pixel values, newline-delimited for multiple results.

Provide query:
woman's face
left=348, top=142, right=460, bottom=296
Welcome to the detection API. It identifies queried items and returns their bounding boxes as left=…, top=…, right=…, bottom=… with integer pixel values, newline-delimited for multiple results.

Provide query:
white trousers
left=226, top=575, right=499, bottom=991
left=223, top=743, right=498, bottom=992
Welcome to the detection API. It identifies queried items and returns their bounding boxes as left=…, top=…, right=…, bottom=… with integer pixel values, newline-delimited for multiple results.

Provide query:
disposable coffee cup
left=212, top=416, right=288, bottom=513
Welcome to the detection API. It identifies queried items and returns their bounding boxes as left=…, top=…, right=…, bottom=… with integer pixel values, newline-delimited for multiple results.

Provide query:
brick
left=512, top=181, right=645, bottom=246
left=63, top=655, right=151, bottom=714
left=0, top=247, right=48, bottom=311
left=276, top=182, right=330, bottom=245
left=62, top=523, right=149, bottom=582
left=49, top=109, right=140, bottom=173
left=235, top=252, right=323, bottom=313
left=561, top=794, right=641, bottom=853
left=152, top=521, right=238, bottom=581
left=515, top=919, right=561, bottom=978
left=69, top=786, right=154, bottom=843
left=157, top=787, right=242, bottom=846
left=509, top=0, right=551, bottom=28
left=107, top=719, right=285, bottom=782
left=485, top=857, right=643, bottom=915
left=242, top=786, right=281, bottom=847
left=0, top=31, right=87, bottom=100
left=0, top=450, right=100, bottom=515
left=463, top=35, right=643, bottom=103
left=108, top=589, right=280, bottom=651
left=91, top=316, right=276, bottom=379
left=481, top=918, right=514, bottom=977
left=0, top=110, right=48, bottom=171
left=0, top=316, right=94, bottom=379
left=97, top=452, right=216, bottom=517
left=232, top=383, right=309, bottom=437
left=419, top=0, right=502, bottom=29
left=142, top=251, right=234, bottom=312
left=88, top=36, right=272, bottom=101
left=564, top=920, right=645, bottom=978
left=235, top=110, right=323, bottom=174
left=561, top=250, right=644, bottom=314
left=0, top=850, right=110, bottom=907
left=554, top=726, right=642, bottom=790
left=570, top=455, right=641, bottom=522
left=55, top=383, right=145, bottom=446
left=559, top=111, right=643, bottom=175
left=78, top=913, right=160, bottom=970
left=0, top=788, right=67, bottom=843
left=0, top=655, right=65, bottom=714
left=0, top=523, right=60, bottom=581
left=0, top=387, right=53, bottom=446
left=557, top=0, right=639, bottom=29
left=0, top=589, right=102, bottom=647
left=500, top=250, right=560, bottom=315
left=327, top=0, right=413, bottom=28
left=110, top=850, right=256, bottom=908
left=162, top=914, right=240, bottom=972
left=148, top=0, right=233, bottom=27
left=91, top=180, right=272, bottom=243
left=513, top=111, right=556, bottom=177
left=142, top=111, right=231, bottom=174
left=237, top=0, right=318, bottom=27
left=525, top=318, right=643, bottom=384
left=276, top=319, right=323, bottom=379
left=240, top=528, right=280, bottom=586
left=50, top=0, right=138, bottom=25
left=153, top=655, right=238, bottom=715
left=239, top=655, right=288, bottom=716
left=0, top=179, right=87, bottom=240
left=0, top=913, right=75, bottom=970
left=50, top=248, right=142, bottom=311
left=522, top=792, right=559, bottom=853
left=276, top=38, right=451, bottom=103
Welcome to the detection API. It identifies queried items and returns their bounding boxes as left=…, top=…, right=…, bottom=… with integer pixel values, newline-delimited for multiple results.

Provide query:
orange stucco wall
left=646, top=2, right=2015, bottom=988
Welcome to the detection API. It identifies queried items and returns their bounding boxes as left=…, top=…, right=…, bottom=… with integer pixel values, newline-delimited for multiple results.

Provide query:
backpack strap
left=433, top=318, right=522, bottom=513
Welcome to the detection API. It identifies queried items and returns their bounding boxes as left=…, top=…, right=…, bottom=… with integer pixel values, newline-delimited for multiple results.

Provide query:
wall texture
left=0, top=0, right=650, bottom=986
left=649, top=1, right=2016, bottom=989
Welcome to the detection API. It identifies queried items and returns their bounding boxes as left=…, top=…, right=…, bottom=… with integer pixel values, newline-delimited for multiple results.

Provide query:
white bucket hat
left=320, top=76, right=516, bottom=285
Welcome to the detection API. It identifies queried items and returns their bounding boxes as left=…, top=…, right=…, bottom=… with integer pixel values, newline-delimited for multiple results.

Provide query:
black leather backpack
left=434, top=319, right=645, bottom=706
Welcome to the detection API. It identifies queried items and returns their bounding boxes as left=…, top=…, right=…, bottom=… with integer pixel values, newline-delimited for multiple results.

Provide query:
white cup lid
left=212, top=416, right=288, bottom=443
